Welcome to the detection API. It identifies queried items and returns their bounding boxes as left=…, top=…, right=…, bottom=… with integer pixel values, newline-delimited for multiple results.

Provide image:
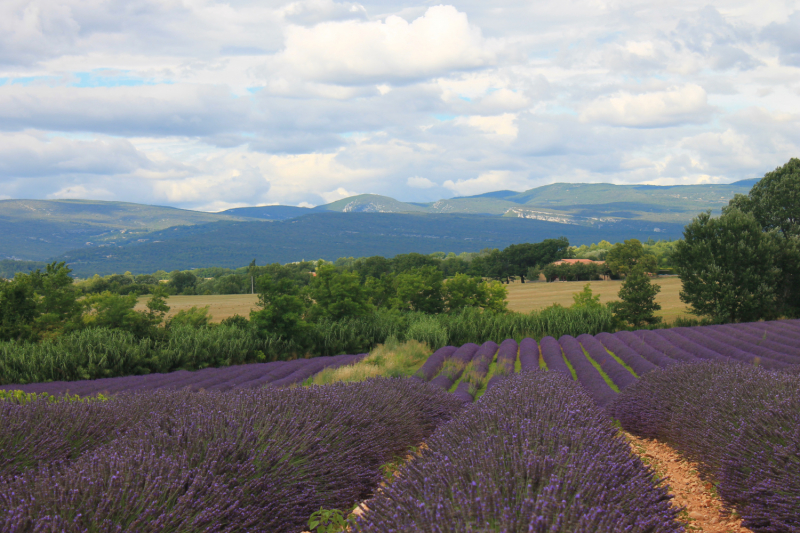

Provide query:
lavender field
left=2, top=319, right=799, bottom=532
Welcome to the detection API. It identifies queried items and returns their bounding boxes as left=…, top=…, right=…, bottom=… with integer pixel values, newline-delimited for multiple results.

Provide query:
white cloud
left=580, top=85, right=713, bottom=128
left=320, top=187, right=361, bottom=203
left=407, top=176, right=436, bottom=188
left=1, top=0, right=800, bottom=211
left=443, top=170, right=529, bottom=196
left=273, top=5, right=495, bottom=84
left=456, top=113, right=518, bottom=137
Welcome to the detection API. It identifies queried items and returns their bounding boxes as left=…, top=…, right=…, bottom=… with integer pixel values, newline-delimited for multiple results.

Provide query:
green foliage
left=614, top=266, right=662, bottom=328
left=307, top=263, right=371, bottom=321
left=605, top=239, right=658, bottom=277
left=728, top=158, right=800, bottom=237
left=167, top=305, right=211, bottom=329
left=726, top=159, right=800, bottom=318
left=542, top=261, right=605, bottom=282
left=0, top=262, right=82, bottom=342
left=0, top=325, right=282, bottom=386
left=674, top=209, right=783, bottom=323
left=308, top=508, right=349, bottom=533
left=250, top=273, right=310, bottom=340
left=0, top=389, right=108, bottom=404
left=502, top=238, right=571, bottom=282
left=571, top=283, right=602, bottom=309
left=392, top=266, right=445, bottom=313
left=443, top=273, right=508, bottom=312
left=82, top=291, right=156, bottom=337
left=169, top=270, right=197, bottom=294
left=220, top=314, right=249, bottom=328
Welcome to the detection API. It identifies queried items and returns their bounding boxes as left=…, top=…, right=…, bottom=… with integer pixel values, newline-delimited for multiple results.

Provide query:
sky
left=0, top=0, right=799, bottom=211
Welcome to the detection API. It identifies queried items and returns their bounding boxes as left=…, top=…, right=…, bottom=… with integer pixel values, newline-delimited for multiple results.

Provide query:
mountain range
left=0, top=180, right=755, bottom=276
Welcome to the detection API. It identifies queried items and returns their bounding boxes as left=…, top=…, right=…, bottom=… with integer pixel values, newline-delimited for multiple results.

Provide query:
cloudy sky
left=1, top=0, right=798, bottom=211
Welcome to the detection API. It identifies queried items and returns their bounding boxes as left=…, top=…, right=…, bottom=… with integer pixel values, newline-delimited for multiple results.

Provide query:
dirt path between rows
left=624, top=432, right=752, bottom=533
left=304, top=433, right=753, bottom=533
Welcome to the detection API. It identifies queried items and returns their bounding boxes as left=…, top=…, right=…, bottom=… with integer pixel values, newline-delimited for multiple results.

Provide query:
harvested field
left=136, top=276, right=688, bottom=323
left=134, top=293, right=259, bottom=322
left=506, top=276, right=689, bottom=321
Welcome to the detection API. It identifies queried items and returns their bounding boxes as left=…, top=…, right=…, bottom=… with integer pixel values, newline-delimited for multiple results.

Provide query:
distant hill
left=0, top=199, right=251, bottom=260
left=219, top=205, right=312, bottom=220
left=0, top=180, right=756, bottom=268
left=313, top=182, right=755, bottom=224
left=312, top=194, right=429, bottom=213
left=57, top=212, right=686, bottom=276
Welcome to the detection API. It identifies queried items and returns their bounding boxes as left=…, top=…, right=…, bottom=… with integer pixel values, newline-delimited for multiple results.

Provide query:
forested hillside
left=56, top=213, right=684, bottom=276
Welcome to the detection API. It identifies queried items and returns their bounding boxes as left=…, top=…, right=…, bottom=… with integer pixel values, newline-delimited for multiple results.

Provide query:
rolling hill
left=0, top=199, right=251, bottom=260
left=56, top=212, right=686, bottom=276
left=0, top=180, right=756, bottom=276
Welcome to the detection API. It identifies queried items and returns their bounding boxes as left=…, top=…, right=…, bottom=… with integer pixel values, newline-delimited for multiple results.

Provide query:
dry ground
left=136, top=276, right=689, bottom=323
left=505, top=276, right=689, bottom=322
left=625, top=432, right=751, bottom=533
left=134, top=293, right=260, bottom=323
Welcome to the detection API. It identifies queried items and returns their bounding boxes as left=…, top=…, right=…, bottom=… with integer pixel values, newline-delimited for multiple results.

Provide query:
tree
left=443, top=273, right=508, bottom=313
left=307, top=263, right=371, bottom=321
left=605, top=239, right=658, bottom=277
left=726, top=158, right=800, bottom=317
left=571, top=283, right=602, bottom=309
left=169, top=270, right=197, bottom=295
left=728, top=158, right=800, bottom=237
left=0, top=262, right=82, bottom=341
left=0, top=272, right=39, bottom=342
left=250, top=274, right=309, bottom=339
left=673, top=209, right=782, bottom=323
left=614, top=266, right=662, bottom=328
left=82, top=291, right=155, bottom=337
left=503, top=238, right=570, bottom=283
left=33, top=262, right=83, bottom=338
left=393, top=266, right=445, bottom=313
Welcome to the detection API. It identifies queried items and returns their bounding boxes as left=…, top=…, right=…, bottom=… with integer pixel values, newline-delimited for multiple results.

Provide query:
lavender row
left=540, top=335, right=571, bottom=377
left=485, top=338, right=518, bottom=391
left=577, top=333, right=638, bottom=390
left=0, top=355, right=363, bottom=396
left=428, top=343, right=479, bottom=391
left=453, top=341, right=498, bottom=402
left=413, top=346, right=457, bottom=381
left=613, top=331, right=679, bottom=368
left=0, top=379, right=465, bottom=533
left=704, top=325, right=800, bottom=364
left=355, top=371, right=681, bottom=532
left=595, top=332, right=659, bottom=374
left=518, top=337, right=539, bottom=371
left=613, top=362, right=800, bottom=533
left=559, top=335, right=617, bottom=408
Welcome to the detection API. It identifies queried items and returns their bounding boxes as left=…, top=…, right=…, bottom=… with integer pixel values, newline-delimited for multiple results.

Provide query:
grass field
left=136, top=276, right=690, bottom=323
left=505, top=276, right=689, bottom=322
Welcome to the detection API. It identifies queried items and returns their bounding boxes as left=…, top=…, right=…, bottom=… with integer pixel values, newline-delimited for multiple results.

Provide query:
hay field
left=505, top=276, right=689, bottom=322
left=136, top=276, right=689, bottom=323
left=135, top=294, right=259, bottom=323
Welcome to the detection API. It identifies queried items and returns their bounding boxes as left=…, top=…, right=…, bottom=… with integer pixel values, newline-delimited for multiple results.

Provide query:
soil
left=624, top=432, right=752, bottom=533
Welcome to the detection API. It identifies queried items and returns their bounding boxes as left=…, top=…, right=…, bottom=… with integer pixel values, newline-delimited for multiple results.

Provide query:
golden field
left=504, top=276, right=689, bottom=322
left=136, top=276, right=690, bottom=323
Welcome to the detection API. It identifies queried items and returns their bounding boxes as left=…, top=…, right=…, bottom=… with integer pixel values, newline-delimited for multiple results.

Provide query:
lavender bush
left=595, top=332, right=659, bottom=374
left=355, top=371, right=681, bottom=533
left=0, top=378, right=464, bottom=533
left=518, top=337, right=539, bottom=371
left=539, top=336, right=571, bottom=377
left=413, top=346, right=458, bottom=381
left=559, top=335, right=616, bottom=407
left=577, top=333, right=637, bottom=390
left=485, top=338, right=518, bottom=391
left=614, top=362, right=800, bottom=533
